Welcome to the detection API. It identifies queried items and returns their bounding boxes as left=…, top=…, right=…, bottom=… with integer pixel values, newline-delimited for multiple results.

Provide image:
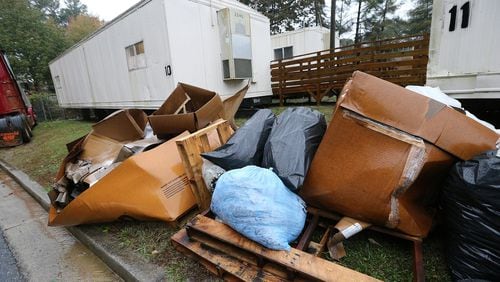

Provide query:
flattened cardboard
left=148, top=83, right=224, bottom=136
left=48, top=131, right=196, bottom=226
left=79, top=133, right=125, bottom=166
left=301, top=71, right=499, bottom=237
left=92, top=109, right=147, bottom=142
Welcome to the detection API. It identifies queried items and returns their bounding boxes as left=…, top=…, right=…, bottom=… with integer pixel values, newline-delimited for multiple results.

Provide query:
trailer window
left=126, top=41, right=146, bottom=70
left=54, top=75, right=62, bottom=89
left=273, top=46, right=293, bottom=60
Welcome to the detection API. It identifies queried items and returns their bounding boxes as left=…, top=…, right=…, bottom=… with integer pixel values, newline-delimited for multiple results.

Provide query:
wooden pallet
left=172, top=208, right=426, bottom=282
left=172, top=212, right=383, bottom=282
left=175, top=119, right=233, bottom=211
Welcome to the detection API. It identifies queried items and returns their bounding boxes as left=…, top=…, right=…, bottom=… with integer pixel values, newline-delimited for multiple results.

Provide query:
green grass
left=0, top=111, right=451, bottom=281
left=0, top=120, right=92, bottom=189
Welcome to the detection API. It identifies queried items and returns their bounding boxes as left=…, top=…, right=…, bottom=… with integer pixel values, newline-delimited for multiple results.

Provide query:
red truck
left=0, top=50, right=36, bottom=147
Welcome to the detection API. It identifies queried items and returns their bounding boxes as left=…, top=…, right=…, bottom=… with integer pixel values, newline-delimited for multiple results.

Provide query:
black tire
left=0, top=118, right=8, bottom=131
left=20, top=114, right=33, bottom=137
left=10, top=115, right=31, bottom=143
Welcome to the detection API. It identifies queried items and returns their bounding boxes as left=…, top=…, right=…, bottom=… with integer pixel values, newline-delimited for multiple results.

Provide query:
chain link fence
left=29, top=92, right=81, bottom=121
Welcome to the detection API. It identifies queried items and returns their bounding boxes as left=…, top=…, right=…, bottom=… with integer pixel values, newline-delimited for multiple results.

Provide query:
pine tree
left=239, top=0, right=328, bottom=34
left=406, top=0, right=432, bottom=35
left=336, top=0, right=353, bottom=38
left=59, top=0, right=88, bottom=26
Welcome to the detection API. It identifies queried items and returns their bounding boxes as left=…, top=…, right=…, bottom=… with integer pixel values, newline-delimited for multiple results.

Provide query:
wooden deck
left=271, top=34, right=430, bottom=105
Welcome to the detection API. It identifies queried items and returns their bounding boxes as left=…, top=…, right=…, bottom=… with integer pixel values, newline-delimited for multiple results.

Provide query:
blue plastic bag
left=211, top=166, right=307, bottom=251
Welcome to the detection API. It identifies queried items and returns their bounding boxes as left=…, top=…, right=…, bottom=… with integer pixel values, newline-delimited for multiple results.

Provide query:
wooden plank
left=189, top=231, right=291, bottom=279
left=314, top=226, right=332, bottom=257
left=172, top=229, right=288, bottom=282
left=271, top=66, right=427, bottom=82
left=175, top=119, right=233, bottom=210
left=217, top=122, right=233, bottom=144
left=187, top=215, right=380, bottom=282
left=296, top=213, right=320, bottom=251
left=307, top=207, right=422, bottom=242
left=271, top=57, right=428, bottom=75
left=175, top=119, right=228, bottom=142
left=412, top=241, right=425, bottom=282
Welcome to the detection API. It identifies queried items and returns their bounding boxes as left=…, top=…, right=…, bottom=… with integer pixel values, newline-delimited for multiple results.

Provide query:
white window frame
left=125, top=41, right=146, bottom=71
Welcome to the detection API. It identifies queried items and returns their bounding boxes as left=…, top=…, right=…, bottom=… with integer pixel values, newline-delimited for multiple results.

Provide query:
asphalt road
left=0, top=228, right=23, bottom=281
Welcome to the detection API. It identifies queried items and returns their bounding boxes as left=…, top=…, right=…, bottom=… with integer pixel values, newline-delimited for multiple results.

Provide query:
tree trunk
left=330, top=0, right=336, bottom=50
left=355, top=0, right=362, bottom=44
left=379, top=0, right=389, bottom=40
left=314, top=0, right=323, bottom=27
left=338, top=0, right=345, bottom=38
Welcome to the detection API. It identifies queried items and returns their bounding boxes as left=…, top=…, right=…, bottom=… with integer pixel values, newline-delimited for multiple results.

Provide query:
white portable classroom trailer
left=270, top=27, right=340, bottom=60
left=49, top=0, right=272, bottom=109
left=427, top=0, right=500, bottom=101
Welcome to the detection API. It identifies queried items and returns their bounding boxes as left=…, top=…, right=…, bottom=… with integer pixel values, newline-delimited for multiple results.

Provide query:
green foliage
left=30, top=0, right=60, bottom=20
left=240, top=0, right=328, bottom=34
left=0, top=0, right=101, bottom=91
left=335, top=0, right=354, bottom=37
left=360, top=0, right=400, bottom=41
left=406, top=0, right=432, bottom=35
left=66, top=14, right=103, bottom=45
left=0, top=0, right=68, bottom=90
left=58, top=0, right=88, bottom=26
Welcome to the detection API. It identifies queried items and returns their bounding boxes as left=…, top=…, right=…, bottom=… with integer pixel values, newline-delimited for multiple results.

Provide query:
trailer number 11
left=449, top=1, right=470, bottom=32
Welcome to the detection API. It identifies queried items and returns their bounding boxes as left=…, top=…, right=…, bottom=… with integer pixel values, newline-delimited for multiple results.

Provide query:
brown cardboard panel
left=148, top=83, right=224, bottom=136
left=341, top=71, right=499, bottom=160
left=301, top=109, right=432, bottom=236
left=302, top=71, right=498, bottom=237
left=195, top=95, right=224, bottom=129
left=148, top=113, right=197, bottom=135
left=48, top=131, right=196, bottom=226
left=92, top=109, right=147, bottom=142
left=79, top=133, right=124, bottom=166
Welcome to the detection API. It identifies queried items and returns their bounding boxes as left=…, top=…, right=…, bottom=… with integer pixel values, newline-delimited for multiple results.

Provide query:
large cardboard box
left=48, top=109, right=196, bottom=226
left=148, top=83, right=224, bottom=136
left=301, top=71, right=499, bottom=237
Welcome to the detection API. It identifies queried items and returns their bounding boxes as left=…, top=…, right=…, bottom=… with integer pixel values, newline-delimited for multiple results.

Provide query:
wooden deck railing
left=271, top=34, right=430, bottom=105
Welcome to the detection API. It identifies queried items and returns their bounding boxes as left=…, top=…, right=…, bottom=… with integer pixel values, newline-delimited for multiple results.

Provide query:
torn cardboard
left=328, top=217, right=371, bottom=260
left=148, top=83, right=224, bottom=137
left=301, top=71, right=499, bottom=237
left=48, top=109, right=195, bottom=226
left=48, top=131, right=196, bottom=226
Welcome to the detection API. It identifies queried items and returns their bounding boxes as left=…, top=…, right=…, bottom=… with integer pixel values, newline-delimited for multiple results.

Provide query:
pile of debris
left=47, top=83, right=244, bottom=226
left=48, top=72, right=499, bottom=281
left=172, top=71, right=499, bottom=280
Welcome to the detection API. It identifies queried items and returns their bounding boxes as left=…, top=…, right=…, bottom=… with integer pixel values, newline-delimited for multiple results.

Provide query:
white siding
left=427, top=0, right=500, bottom=99
left=164, top=0, right=271, bottom=98
left=49, top=0, right=272, bottom=108
left=270, top=27, right=339, bottom=59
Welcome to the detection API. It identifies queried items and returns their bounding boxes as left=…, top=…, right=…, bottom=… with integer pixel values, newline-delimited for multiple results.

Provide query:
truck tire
left=21, top=114, right=33, bottom=137
left=10, top=115, right=31, bottom=143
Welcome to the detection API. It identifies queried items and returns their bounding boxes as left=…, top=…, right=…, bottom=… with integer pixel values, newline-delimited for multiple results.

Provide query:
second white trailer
left=271, top=27, right=340, bottom=60
left=49, top=0, right=272, bottom=109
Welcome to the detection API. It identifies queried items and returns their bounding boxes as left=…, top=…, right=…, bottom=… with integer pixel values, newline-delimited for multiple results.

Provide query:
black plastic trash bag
left=442, top=149, right=500, bottom=281
left=262, top=107, right=326, bottom=191
left=201, top=109, right=275, bottom=170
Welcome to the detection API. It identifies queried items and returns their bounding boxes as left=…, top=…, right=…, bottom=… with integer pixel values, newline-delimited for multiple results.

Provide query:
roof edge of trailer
left=49, top=0, right=154, bottom=65
left=49, top=0, right=269, bottom=65
left=190, top=0, right=268, bottom=20
left=271, top=26, right=330, bottom=38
